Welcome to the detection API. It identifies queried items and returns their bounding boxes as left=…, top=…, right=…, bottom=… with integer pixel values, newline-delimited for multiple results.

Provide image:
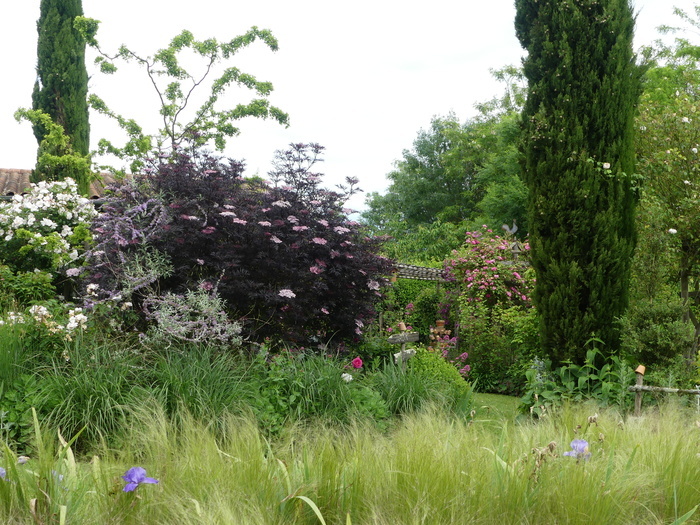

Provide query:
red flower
left=351, top=357, right=363, bottom=369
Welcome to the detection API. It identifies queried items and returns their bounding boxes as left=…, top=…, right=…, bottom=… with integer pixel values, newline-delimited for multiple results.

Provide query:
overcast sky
left=1, top=1, right=697, bottom=211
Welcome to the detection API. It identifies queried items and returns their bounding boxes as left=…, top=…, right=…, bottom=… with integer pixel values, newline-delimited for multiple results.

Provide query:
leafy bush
left=406, top=286, right=443, bottom=338
left=619, top=298, right=694, bottom=367
left=0, top=178, right=95, bottom=275
left=84, top=144, right=393, bottom=347
left=521, top=346, right=635, bottom=417
left=368, top=350, right=472, bottom=415
left=142, top=287, right=242, bottom=349
left=0, top=374, right=44, bottom=453
left=0, top=266, right=55, bottom=308
left=444, top=227, right=536, bottom=394
left=251, top=353, right=390, bottom=435
left=410, top=346, right=471, bottom=398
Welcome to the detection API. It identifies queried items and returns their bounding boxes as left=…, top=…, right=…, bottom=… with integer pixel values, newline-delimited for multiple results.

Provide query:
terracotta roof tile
left=0, top=169, right=120, bottom=199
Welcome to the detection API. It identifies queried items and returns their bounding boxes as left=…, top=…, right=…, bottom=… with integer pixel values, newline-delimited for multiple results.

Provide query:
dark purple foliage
left=84, top=144, right=394, bottom=346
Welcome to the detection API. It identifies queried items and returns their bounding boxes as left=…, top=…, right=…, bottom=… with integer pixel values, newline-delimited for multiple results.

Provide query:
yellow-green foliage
left=411, top=346, right=470, bottom=395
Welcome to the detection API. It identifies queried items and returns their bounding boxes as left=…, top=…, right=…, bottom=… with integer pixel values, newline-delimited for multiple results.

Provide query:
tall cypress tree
left=32, top=0, right=90, bottom=158
left=515, top=0, right=643, bottom=364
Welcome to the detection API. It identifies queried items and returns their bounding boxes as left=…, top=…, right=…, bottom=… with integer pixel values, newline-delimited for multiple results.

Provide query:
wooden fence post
left=634, top=365, right=646, bottom=416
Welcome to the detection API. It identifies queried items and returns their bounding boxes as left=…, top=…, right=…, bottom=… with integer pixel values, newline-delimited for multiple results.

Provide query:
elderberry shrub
left=84, top=144, right=394, bottom=347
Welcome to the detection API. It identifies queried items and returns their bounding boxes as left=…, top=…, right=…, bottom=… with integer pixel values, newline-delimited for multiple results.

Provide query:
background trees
left=515, top=0, right=643, bottom=364
left=362, top=68, right=527, bottom=265
left=625, top=6, right=700, bottom=365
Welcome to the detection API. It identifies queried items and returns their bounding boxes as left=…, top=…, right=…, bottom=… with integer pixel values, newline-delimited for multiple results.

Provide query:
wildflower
left=0, top=467, right=5, bottom=480
left=563, top=439, right=591, bottom=461
left=65, top=267, right=80, bottom=277
left=341, top=373, right=353, bottom=382
left=270, top=235, right=282, bottom=244
left=321, top=307, right=329, bottom=314
left=682, top=116, right=691, bottom=123
left=309, top=266, right=323, bottom=274
left=684, top=180, right=692, bottom=185
left=351, top=357, right=363, bottom=369
left=367, top=280, right=380, bottom=291
left=231, top=218, right=247, bottom=225
left=272, top=200, right=291, bottom=208
left=196, top=259, right=204, bottom=265
left=668, top=228, right=678, bottom=234
left=312, top=237, right=328, bottom=245
left=278, top=289, right=296, bottom=299
left=602, top=162, right=611, bottom=170
left=201, top=226, right=217, bottom=234
left=121, top=467, right=159, bottom=492
left=258, top=221, right=272, bottom=227
left=219, top=211, right=236, bottom=217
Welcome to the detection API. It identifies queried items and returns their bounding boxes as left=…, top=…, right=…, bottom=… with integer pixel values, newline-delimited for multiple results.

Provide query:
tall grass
left=0, top=399, right=698, bottom=523
left=0, top=322, right=29, bottom=387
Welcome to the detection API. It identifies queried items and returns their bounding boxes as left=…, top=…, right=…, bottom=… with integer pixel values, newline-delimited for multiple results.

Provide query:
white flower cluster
left=0, top=178, right=97, bottom=269
left=15, top=303, right=89, bottom=341
left=0, top=311, right=26, bottom=326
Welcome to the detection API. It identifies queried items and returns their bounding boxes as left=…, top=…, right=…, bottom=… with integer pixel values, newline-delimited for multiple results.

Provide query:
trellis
left=392, top=263, right=446, bottom=282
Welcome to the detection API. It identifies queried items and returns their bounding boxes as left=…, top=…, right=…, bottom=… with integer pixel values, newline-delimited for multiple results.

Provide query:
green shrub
left=407, top=286, right=443, bottom=338
left=520, top=345, right=636, bottom=416
left=367, top=353, right=472, bottom=416
left=0, top=374, right=44, bottom=453
left=619, top=298, right=694, bottom=366
left=460, top=306, right=539, bottom=395
left=251, top=353, right=390, bottom=435
left=0, top=266, right=55, bottom=308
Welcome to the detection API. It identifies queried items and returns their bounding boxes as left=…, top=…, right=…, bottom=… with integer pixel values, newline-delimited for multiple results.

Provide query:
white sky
left=0, top=1, right=696, bottom=211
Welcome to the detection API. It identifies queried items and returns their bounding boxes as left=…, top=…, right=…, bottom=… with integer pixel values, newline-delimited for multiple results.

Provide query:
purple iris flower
left=563, top=439, right=591, bottom=461
left=121, top=467, right=159, bottom=492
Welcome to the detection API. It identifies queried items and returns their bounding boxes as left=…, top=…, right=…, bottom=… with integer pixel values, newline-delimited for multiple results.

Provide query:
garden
left=5, top=1, right=700, bottom=524
left=0, top=145, right=698, bottom=524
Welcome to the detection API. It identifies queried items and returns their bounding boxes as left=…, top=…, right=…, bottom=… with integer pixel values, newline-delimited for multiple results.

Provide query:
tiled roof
left=0, top=168, right=120, bottom=199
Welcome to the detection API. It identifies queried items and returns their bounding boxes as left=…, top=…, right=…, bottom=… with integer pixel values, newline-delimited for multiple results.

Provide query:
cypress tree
left=32, top=0, right=90, bottom=158
left=515, top=0, right=643, bottom=364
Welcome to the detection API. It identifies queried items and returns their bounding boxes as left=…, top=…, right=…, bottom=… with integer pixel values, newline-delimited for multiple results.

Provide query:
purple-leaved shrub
left=84, top=143, right=394, bottom=347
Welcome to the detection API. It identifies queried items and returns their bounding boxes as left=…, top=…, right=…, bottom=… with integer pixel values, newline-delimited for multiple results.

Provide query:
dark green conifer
left=515, top=0, right=643, bottom=363
left=32, top=0, right=90, bottom=158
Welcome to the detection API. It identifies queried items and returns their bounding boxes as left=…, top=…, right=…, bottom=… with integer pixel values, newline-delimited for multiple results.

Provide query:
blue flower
left=563, top=439, right=591, bottom=461
left=0, top=467, right=5, bottom=480
left=121, top=467, right=159, bottom=492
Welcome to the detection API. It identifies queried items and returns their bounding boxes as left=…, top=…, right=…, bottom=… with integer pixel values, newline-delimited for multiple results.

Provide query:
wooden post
left=634, top=365, right=646, bottom=416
